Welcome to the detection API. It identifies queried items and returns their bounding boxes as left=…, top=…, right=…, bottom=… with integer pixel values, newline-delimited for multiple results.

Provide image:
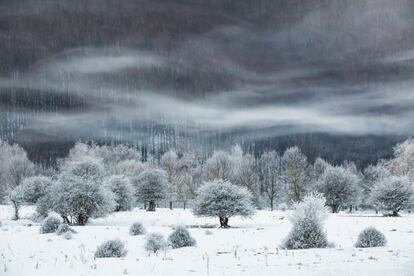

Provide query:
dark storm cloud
left=1, top=0, right=414, bottom=143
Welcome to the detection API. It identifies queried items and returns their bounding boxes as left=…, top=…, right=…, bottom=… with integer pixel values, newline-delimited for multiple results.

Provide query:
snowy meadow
left=0, top=206, right=413, bottom=276
left=1, top=139, right=414, bottom=275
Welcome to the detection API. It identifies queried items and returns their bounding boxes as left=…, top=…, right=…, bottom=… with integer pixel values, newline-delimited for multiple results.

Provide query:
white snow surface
left=0, top=206, right=413, bottom=276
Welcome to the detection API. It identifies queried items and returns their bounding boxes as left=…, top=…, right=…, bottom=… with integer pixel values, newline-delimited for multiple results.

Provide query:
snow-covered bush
left=193, top=180, right=255, bottom=228
left=40, top=215, right=62, bottom=234
left=104, top=175, right=135, bottom=211
left=36, top=194, right=53, bottom=217
left=370, top=176, right=413, bottom=216
left=168, top=225, right=196, bottom=248
left=282, top=193, right=330, bottom=249
left=129, top=222, right=145, bottom=236
left=317, top=166, right=359, bottom=213
left=19, top=176, right=52, bottom=204
left=50, top=159, right=115, bottom=225
left=56, top=223, right=77, bottom=235
left=94, top=239, right=127, bottom=258
left=145, top=233, right=167, bottom=253
left=132, top=169, right=168, bottom=211
left=355, top=227, right=387, bottom=248
left=259, top=151, right=284, bottom=211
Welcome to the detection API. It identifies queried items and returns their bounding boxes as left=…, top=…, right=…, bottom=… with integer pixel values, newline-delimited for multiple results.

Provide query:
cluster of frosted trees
left=1, top=138, right=414, bottom=224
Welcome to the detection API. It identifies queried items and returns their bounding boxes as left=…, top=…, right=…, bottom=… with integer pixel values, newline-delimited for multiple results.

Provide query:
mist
left=1, top=0, right=414, bottom=164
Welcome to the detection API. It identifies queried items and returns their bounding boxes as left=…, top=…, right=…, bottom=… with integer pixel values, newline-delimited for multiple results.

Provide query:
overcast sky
left=1, top=0, right=414, bottom=143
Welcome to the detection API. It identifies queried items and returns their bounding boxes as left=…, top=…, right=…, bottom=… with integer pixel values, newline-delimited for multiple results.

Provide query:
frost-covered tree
left=259, top=151, right=284, bottom=210
left=104, top=175, right=135, bottom=211
left=132, top=169, right=168, bottom=211
left=161, top=150, right=179, bottom=209
left=313, top=157, right=331, bottom=181
left=8, top=185, right=25, bottom=220
left=175, top=172, right=194, bottom=209
left=282, top=193, right=329, bottom=249
left=370, top=176, right=413, bottom=216
left=362, top=164, right=391, bottom=208
left=205, top=151, right=234, bottom=181
left=385, top=138, right=414, bottom=182
left=50, top=158, right=115, bottom=225
left=282, top=146, right=310, bottom=203
left=113, top=159, right=146, bottom=178
left=317, top=166, right=359, bottom=213
left=193, top=180, right=255, bottom=228
left=174, top=153, right=202, bottom=209
left=7, top=176, right=52, bottom=220
left=234, top=153, right=259, bottom=199
left=0, top=141, right=35, bottom=202
left=63, top=142, right=141, bottom=175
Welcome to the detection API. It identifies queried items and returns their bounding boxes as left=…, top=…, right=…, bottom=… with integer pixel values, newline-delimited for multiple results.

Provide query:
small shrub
left=282, top=193, right=330, bottom=249
left=355, top=227, right=387, bottom=248
left=145, top=233, right=167, bottom=253
left=36, top=195, right=53, bottom=218
left=168, top=225, right=196, bottom=248
left=283, top=219, right=329, bottom=249
left=94, top=239, right=127, bottom=258
left=40, top=215, right=62, bottom=234
left=129, top=222, right=145, bottom=236
left=56, top=223, right=77, bottom=235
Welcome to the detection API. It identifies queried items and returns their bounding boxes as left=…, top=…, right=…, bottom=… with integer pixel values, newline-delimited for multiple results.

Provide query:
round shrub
left=282, top=193, right=330, bottom=249
left=56, top=223, right=77, bottom=235
left=40, top=215, right=62, bottom=234
left=129, top=222, right=145, bottom=236
left=145, top=233, right=167, bottom=253
left=355, top=227, right=387, bottom=248
left=283, top=219, right=329, bottom=249
left=168, top=225, right=196, bottom=248
left=94, top=239, right=128, bottom=258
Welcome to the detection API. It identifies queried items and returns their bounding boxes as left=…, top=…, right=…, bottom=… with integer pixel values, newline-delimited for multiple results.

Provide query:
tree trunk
left=147, top=201, right=156, bottom=211
left=219, top=217, right=230, bottom=228
left=270, top=198, right=274, bottom=211
left=62, top=216, right=70, bottom=224
left=12, top=202, right=19, bottom=220
left=169, top=201, right=173, bottom=210
left=77, top=214, right=88, bottom=225
left=183, top=201, right=186, bottom=210
left=144, top=202, right=147, bottom=210
left=349, top=205, right=353, bottom=213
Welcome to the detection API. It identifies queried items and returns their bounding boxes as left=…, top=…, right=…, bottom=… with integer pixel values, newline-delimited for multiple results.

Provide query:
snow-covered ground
left=0, top=206, right=413, bottom=276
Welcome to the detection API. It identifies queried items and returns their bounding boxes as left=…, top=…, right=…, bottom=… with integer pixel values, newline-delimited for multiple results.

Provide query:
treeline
left=1, top=138, right=413, bottom=223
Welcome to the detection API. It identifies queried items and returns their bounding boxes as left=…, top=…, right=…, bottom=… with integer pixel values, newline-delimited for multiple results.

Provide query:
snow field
left=0, top=206, right=413, bottom=276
